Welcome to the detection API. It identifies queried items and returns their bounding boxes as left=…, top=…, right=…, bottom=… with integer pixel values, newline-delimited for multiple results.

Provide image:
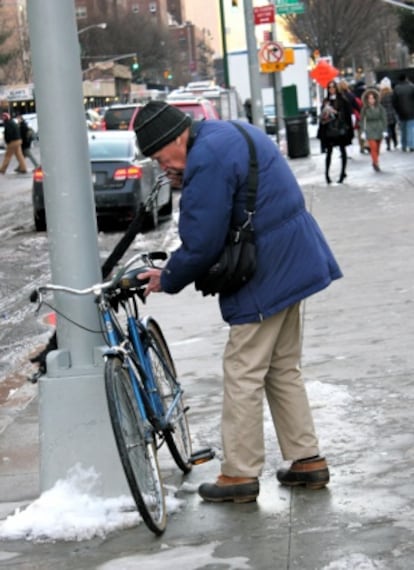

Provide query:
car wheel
left=34, top=211, right=46, bottom=232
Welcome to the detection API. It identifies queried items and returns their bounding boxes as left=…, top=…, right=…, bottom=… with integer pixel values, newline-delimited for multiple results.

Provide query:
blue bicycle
left=31, top=251, right=213, bottom=535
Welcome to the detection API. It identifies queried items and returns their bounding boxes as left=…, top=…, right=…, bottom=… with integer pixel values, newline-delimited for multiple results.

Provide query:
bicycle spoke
left=105, top=356, right=167, bottom=535
left=145, top=320, right=192, bottom=474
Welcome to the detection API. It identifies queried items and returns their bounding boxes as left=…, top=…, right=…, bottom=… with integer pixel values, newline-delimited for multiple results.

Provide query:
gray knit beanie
left=135, top=101, right=191, bottom=156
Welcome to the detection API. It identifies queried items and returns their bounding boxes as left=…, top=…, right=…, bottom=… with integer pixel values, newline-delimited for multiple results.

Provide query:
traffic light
left=131, top=56, right=139, bottom=71
left=163, top=70, right=173, bottom=80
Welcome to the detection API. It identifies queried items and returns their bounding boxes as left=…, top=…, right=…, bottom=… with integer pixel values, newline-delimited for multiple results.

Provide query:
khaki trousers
left=221, top=303, right=319, bottom=478
left=0, top=140, right=27, bottom=173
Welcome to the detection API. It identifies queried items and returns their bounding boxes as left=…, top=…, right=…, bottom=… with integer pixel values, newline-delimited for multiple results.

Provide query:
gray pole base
left=39, top=349, right=129, bottom=497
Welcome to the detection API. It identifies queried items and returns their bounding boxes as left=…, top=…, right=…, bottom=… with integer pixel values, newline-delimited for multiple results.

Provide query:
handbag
left=325, top=115, right=347, bottom=139
left=195, top=122, right=258, bottom=297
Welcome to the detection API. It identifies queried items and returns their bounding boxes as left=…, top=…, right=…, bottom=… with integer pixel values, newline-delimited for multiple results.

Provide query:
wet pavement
left=1, top=134, right=414, bottom=569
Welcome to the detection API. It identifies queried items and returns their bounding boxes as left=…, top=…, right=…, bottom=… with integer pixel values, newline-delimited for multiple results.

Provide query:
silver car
left=32, top=130, right=172, bottom=232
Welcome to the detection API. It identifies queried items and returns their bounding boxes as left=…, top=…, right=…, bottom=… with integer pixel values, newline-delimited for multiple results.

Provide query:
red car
left=166, top=96, right=220, bottom=121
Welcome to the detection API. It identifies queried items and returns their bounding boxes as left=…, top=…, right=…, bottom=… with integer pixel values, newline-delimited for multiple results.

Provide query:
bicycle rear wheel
left=105, top=356, right=167, bottom=535
left=146, top=319, right=193, bottom=474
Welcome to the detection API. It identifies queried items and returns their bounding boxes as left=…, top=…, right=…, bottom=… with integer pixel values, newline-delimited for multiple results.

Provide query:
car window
left=171, top=104, right=205, bottom=120
left=88, top=139, right=132, bottom=159
left=104, top=108, right=136, bottom=130
left=204, top=102, right=219, bottom=119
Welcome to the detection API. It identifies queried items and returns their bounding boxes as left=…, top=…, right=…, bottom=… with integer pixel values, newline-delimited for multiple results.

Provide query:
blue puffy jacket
left=160, top=120, right=342, bottom=325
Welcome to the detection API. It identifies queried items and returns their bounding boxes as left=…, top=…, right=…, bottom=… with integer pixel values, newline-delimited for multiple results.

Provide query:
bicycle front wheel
left=146, top=319, right=193, bottom=474
left=105, top=356, right=167, bottom=535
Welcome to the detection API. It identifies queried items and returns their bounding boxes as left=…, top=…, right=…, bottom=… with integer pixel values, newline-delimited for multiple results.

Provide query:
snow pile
left=0, top=464, right=184, bottom=542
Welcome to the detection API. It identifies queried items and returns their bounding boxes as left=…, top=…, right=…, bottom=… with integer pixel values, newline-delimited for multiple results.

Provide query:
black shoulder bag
left=195, top=122, right=258, bottom=297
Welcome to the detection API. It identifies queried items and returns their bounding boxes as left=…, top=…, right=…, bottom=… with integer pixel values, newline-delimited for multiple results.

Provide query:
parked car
left=32, top=130, right=172, bottom=232
left=263, top=104, right=277, bottom=135
left=166, top=95, right=220, bottom=120
left=103, top=104, right=143, bottom=131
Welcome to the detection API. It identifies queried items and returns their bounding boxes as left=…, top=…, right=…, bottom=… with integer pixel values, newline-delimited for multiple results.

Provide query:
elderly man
left=0, top=112, right=27, bottom=174
left=135, top=101, right=342, bottom=504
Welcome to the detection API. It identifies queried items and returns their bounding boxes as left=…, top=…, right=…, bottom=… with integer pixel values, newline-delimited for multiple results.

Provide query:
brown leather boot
left=198, top=474, right=259, bottom=503
left=276, top=456, right=329, bottom=489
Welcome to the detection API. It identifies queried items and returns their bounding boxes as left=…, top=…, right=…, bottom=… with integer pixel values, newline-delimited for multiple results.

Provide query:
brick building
left=0, top=0, right=215, bottom=108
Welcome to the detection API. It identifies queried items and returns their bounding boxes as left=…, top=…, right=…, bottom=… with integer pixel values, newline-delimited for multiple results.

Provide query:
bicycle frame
left=98, top=290, right=183, bottom=442
left=31, top=248, right=198, bottom=450
left=31, top=250, right=213, bottom=535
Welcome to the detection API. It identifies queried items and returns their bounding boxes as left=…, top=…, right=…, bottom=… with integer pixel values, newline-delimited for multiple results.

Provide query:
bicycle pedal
left=189, top=447, right=215, bottom=465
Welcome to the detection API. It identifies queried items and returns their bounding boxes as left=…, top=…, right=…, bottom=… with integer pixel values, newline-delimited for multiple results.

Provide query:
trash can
left=284, top=115, right=310, bottom=159
left=282, top=85, right=298, bottom=118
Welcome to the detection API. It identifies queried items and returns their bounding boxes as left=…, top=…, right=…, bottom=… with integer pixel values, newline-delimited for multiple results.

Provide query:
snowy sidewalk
left=0, top=136, right=414, bottom=569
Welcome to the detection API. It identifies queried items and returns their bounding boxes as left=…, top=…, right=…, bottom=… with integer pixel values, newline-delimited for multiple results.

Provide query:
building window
left=149, top=2, right=157, bottom=13
left=75, top=6, right=87, bottom=19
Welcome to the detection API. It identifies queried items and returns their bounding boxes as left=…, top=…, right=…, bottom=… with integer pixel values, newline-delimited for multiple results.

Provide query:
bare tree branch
left=282, top=0, right=400, bottom=68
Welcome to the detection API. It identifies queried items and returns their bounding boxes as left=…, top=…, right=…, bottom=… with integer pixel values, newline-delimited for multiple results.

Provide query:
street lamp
left=380, top=0, right=414, bottom=10
left=78, top=23, right=107, bottom=64
left=78, top=22, right=107, bottom=36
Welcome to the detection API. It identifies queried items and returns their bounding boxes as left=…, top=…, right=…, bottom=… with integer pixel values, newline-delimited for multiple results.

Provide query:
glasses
left=328, top=84, right=337, bottom=89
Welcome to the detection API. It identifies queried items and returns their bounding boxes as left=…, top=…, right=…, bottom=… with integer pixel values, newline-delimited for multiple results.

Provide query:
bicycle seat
left=119, top=267, right=150, bottom=290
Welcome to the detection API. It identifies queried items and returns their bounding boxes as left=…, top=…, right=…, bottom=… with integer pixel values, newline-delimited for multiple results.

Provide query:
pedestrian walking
left=338, top=79, right=363, bottom=155
left=360, top=88, right=387, bottom=172
left=317, top=81, right=353, bottom=184
left=352, top=80, right=369, bottom=154
left=134, top=101, right=342, bottom=504
left=0, top=112, right=27, bottom=174
left=16, top=114, right=39, bottom=169
left=243, top=98, right=253, bottom=124
left=379, top=79, right=398, bottom=151
left=392, top=73, right=414, bottom=152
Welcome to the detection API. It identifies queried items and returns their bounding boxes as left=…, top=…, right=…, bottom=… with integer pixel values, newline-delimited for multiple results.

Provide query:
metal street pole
left=243, top=0, right=265, bottom=131
left=218, top=0, right=230, bottom=88
left=27, top=0, right=128, bottom=496
left=269, top=1, right=285, bottom=144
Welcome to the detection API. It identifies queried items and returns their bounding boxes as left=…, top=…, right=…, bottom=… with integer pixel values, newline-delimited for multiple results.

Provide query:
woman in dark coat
left=318, top=81, right=353, bottom=184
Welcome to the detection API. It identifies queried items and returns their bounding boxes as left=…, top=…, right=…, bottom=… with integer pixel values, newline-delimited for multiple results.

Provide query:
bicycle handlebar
left=30, top=251, right=168, bottom=305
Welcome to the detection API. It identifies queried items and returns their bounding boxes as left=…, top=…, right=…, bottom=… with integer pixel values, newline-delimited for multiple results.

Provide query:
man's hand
left=165, top=168, right=183, bottom=188
left=137, top=268, right=162, bottom=296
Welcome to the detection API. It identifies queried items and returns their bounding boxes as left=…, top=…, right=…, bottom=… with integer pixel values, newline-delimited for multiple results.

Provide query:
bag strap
left=230, top=122, right=258, bottom=215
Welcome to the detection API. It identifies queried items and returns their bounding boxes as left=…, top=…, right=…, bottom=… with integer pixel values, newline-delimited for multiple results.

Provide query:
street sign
left=260, top=61, right=286, bottom=73
left=253, top=5, right=275, bottom=25
left=275, top=0, right=305, bottom=15
left=259, top=41, right=284, bottom=64
left=310, top=59, right=339, bottom=88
